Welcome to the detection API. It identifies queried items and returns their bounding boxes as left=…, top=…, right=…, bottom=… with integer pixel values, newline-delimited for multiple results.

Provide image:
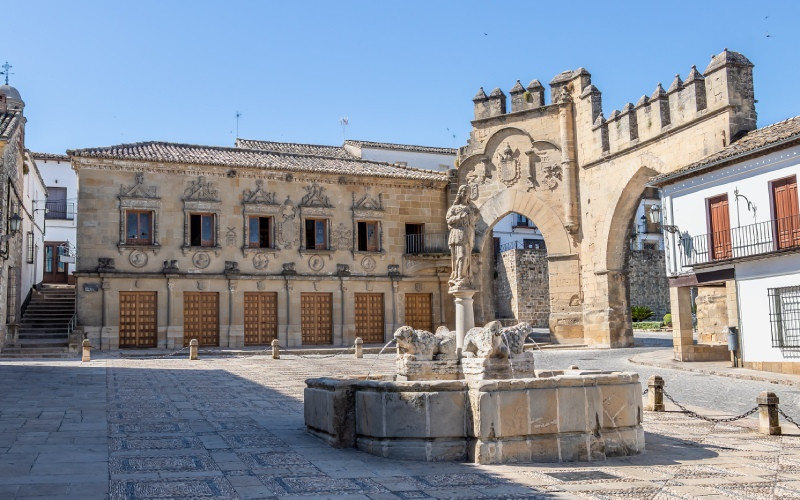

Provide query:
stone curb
left=628, top=350, right=800, bottom=388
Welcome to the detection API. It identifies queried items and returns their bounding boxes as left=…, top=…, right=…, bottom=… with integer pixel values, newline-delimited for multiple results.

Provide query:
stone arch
left=582, top=165, right=659, bottom=347
left=471, top=189, right=581, bottom=341
left=603, top=165, right=659, bottom=273
left=474, top=188, right=573, bottom=258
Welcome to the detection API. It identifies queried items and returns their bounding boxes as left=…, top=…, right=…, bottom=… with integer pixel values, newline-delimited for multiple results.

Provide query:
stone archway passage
left=456, top=49, right=756, bottom=347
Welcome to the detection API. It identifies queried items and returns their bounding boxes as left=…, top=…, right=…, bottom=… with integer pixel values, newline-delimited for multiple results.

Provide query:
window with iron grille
left=25, top=232, right=33, bottom=263
left=769, top=285, right=800, bottom=348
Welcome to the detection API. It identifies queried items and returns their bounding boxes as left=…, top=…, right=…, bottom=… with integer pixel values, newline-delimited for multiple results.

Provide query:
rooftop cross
left=0, top=62, right=12, bottom=85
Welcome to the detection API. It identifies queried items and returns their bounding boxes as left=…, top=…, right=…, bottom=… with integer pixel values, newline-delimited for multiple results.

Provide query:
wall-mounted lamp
left=647, top=205, right=682, bottom=234
left=0, top=213, right=22, bottom=242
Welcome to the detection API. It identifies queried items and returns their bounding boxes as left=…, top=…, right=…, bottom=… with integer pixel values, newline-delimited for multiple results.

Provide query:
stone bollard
left=81, top=339, right=91, bottom=362
left=271, top=339, right=280, bottom=359
left=757, top=391, right=781, bottom=435
left=189, top=339, right=199, bottom=360
left=645, top=375, right=665, bottom=412
left=354, top=337, right=363, bottom=359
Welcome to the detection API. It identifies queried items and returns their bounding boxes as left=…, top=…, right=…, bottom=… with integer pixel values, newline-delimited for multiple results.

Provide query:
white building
left=31, top=153, right=77, bottom=284
left=651, top=116, right=800, bottom=371
left=21, top=152, right=46, bottom=297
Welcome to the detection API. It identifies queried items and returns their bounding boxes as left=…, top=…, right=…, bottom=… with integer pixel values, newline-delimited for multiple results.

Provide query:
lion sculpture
left=463, top=320, right=508, bottom=359
left=500, top=322, right=534, bottom=357
left=394, top=325, right=457, bottom=361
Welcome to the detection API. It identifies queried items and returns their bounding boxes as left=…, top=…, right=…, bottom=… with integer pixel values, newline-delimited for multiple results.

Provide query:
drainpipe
left=339, top=277, right=345, bottom=345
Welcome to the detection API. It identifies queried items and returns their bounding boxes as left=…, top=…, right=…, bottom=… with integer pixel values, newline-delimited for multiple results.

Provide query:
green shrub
left=631, top=306, right=654, bottom=322
left=632, top=321, right=662, bottom=330
left=663, top=313, right=672, bottom=327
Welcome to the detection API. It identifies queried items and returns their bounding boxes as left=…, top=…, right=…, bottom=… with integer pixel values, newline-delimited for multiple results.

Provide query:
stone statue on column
left=447, top=185, right=478, bottom=292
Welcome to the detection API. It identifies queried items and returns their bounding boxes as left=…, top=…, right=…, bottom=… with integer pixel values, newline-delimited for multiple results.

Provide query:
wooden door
left=244, top=292, right=278, bottom=345
left=405, top=293, right=433, bottom=332
left=355, top=293, right=384, bottom=343
left=708, top=195, right=732, bottom=260
left=183, top=292, right=219, bottom=346
left=43, top=242, right=68, bottom=284
left=119, top=292, right=157, bottom=348
left=301, top=293, right=332, bottom=345
left=773, top=176, right=800, bottom=250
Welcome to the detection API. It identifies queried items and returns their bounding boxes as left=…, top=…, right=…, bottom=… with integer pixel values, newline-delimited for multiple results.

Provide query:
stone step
left=18, top=333, right=70, bottom=339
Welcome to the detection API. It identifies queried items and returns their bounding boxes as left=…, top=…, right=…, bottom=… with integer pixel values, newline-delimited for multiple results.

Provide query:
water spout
left=366, top=338, right=396, bottom=380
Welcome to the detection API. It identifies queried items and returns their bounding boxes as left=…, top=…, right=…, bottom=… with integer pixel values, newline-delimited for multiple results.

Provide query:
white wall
left=34, top=157, right=77, bottom=275
left=358, top=148, right=454, bottom=172
left=660, top=145, right=800, bottom=276
left=20, top=157, right=47, bottom=297
left=736, top=253, right=800, bottom=363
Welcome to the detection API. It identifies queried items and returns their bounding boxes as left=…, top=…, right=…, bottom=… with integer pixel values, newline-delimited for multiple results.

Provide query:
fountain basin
left=304, top=369, right=644, bottom=464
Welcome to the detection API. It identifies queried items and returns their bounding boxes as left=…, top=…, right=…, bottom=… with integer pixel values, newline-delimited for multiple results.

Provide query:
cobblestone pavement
left=2, top=346, right=800, bottom=499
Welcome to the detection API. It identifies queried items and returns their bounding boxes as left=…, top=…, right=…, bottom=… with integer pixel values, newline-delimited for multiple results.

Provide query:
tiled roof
left=0, top=111, right=21, bottom=140
left=650, top=116, right=800, bottom=185
left=344, top=140, right=457, bottom=155
left=68, top=141, right=449, bottom=182
left=235, top=139, right=355, bottom=159
left=32, top=152, right=70, bottom=161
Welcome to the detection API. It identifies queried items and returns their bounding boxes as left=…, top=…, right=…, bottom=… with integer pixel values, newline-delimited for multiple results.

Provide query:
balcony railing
left=680, top=215, right=800, bottom=267
left=44, top=201, right=75, bottom=220
left=405, top=233, right=449, bottom=254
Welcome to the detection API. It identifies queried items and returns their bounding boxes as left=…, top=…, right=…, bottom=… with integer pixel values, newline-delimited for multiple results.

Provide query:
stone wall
left=494, top=248, right=669, bottom=326
left=627, top=249, right=670, bottom=320
left=493, top=249, right=550, bottom=327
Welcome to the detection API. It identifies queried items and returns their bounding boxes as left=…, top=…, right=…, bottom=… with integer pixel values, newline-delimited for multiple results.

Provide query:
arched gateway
left=457, top=49, right=756, bottom=347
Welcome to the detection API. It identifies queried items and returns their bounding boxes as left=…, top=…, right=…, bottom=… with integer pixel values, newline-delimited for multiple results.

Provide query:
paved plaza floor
left=2, top=349, right=800, bottom=499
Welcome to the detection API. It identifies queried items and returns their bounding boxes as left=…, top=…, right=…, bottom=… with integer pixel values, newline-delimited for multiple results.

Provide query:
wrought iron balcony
left=405, top=233, right=449, bottom=255
left=44, top=201, right=75, bottom=220
left=680, top=215, right=800, bottom=267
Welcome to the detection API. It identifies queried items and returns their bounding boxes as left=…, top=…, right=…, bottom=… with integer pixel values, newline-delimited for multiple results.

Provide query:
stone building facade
left=493, top=248, right=669, bottom=328
left=69, top=141, right=452, bottom=349
left=458, top=49, right=756, bottom=347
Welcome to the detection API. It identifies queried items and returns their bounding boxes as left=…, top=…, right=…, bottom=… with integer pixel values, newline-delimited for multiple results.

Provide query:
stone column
left=670, top=286, right=694, bottom=361
left=452, top=289, right=476, bottom=351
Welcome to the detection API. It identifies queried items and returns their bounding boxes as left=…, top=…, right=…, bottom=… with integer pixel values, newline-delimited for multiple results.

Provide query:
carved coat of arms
left=497, top=143, right=520, bottom=187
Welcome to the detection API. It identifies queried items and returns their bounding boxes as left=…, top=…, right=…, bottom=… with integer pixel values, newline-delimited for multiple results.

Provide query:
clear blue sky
left=5, top=0, right=799, bottom=155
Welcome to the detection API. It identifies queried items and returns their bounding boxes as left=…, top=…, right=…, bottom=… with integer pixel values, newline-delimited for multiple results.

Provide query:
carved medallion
left=497, top=143, right=520, bottom=187
left=129, top=250, right=147, bottom=268
left=309, top=255, right=325, bottom=272
left=257, top=281, right=265, bottom=291
left=197, top=280, right=206, bottom=290
left=414, top=283, right=423, bottom=292
left=192, top=252, right=211, bottom=269
left=361, top=256, right=376, bottom=273
left=253, top=253, right=269, bottom=270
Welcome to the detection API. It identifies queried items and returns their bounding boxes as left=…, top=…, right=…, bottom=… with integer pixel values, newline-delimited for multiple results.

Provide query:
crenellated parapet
left=466, top=49, right=756, bottom=165
left=587, top=49, right=755, bottom=159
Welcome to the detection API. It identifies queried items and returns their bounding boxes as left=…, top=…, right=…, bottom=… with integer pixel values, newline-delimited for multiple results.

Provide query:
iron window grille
left=769, top=285, right=800, bottom=348
left=25, top=232, right=33, bottom=263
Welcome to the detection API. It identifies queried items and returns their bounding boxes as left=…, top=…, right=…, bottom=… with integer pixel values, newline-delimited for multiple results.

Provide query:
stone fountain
left=304, top=185, right=644, bottom=464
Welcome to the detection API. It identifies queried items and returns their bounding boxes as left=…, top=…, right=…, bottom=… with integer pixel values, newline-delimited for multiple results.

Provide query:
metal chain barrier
left=778, top=407, right=800, bottom=431
left=662, top=389, right=759, bottom=423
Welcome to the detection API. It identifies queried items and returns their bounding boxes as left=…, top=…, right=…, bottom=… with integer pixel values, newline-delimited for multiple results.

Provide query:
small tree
left=631, top=306, right=654, bottom=322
